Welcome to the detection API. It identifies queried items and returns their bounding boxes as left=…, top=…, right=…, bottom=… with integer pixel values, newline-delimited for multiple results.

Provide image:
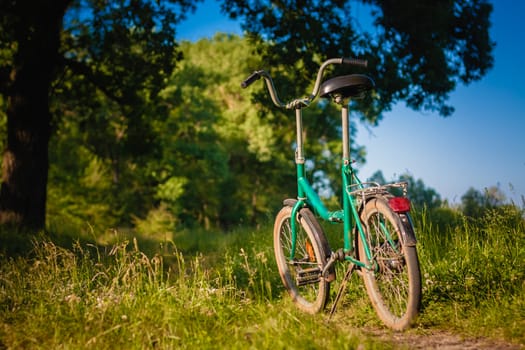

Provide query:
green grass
left=0, top=205, right=523, bottom=349
left=415, top=205, right=525, bottom=342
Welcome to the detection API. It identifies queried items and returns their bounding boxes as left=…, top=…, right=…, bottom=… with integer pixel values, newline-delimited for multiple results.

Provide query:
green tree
left=224, top=0, right=494, bottom=120
left=461, top=185, right=506, bottom=217
left=45, top=34, right=348, bottom=231
left=144, top=35, right=363, bottom=229
left=0, top=0, right=494, bottom=231
left=156, top=35, right=294, bottom=228
left=0, top=0, right=198, bottom=229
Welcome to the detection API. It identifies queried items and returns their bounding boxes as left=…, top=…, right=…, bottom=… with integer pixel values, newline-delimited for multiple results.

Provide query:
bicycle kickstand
left=327, top=262, right=357, bottom=322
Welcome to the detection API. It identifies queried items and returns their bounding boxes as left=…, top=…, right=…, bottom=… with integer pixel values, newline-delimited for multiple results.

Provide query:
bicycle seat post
left=340, top=103, right=354, bottom=249
left=295, top=108, right=306, bottom=198
left=341, top=105, right=350, bottom=165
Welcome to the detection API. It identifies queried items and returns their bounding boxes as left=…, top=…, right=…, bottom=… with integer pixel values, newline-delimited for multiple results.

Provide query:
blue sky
left=178, top=0, right=524, bottom=206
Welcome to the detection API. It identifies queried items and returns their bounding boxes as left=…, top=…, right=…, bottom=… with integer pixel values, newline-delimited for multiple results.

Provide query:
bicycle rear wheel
left=358, top=197, right=421, bottom=330
left=274, top=204, right=330, bottom=314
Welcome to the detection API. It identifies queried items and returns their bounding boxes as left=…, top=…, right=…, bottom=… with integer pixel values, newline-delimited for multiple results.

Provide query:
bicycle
left=241, top=58, right=422, bottom=331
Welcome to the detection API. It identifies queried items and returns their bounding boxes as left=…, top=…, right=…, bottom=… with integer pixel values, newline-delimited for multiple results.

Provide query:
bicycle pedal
left=296, top=267, right=322, bottom=286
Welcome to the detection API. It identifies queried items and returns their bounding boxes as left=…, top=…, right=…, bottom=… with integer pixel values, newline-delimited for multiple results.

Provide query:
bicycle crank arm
left=321, top=249, right=346, bottom=281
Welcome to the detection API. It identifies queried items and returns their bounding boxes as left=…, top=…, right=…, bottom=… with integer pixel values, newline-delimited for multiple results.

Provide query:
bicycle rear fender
left=360, top=196, right=417, bottom=247
left=398, top=213, right=417, bottom=246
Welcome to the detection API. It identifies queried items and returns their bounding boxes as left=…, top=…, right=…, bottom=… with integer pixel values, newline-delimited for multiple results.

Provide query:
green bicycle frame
left=289, top=106, right=373, bottom=269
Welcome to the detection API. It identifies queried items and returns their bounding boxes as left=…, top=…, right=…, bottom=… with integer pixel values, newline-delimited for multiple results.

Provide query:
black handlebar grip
left=342, top=57, right=368, bottom=68
left=241, top=71, right=262, bottom=88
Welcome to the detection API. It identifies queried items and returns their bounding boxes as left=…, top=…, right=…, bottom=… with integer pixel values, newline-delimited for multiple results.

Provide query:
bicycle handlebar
left=241, top=57, right=368, bottom=109
left=241, top=70, right=263, bottom=88
left=342, top=57, right=368, bottom=67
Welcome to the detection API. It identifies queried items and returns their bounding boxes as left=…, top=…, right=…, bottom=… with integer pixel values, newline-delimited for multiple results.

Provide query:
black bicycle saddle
left=319, top=74, right=375, bottom=100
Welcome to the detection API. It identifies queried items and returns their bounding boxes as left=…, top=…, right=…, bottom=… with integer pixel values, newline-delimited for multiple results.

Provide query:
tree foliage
left=0, top=0, right=199, bottom=229
left=223, top=0, right=494, bottom=118
left=0, top=0, right=495, bottom=232
left=461, top=186, right=507, bottom=218
left=46, top=34, right=371, bottom=231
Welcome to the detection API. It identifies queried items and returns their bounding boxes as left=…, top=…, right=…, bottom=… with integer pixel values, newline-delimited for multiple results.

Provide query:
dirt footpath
left=363, top=328, right=524, bottom=350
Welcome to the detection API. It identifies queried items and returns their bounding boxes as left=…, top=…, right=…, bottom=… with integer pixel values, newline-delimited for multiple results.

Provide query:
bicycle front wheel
left=274, top=205, right=330, bottom=314
left=358, top=197, right=421, bottom=330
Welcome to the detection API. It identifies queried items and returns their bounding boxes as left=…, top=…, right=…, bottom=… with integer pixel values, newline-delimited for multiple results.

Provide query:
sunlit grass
left=0, top=230, right=378, bottom=349
left=0, top=204, right=523, bottom=348
left=415, top=205, right=525, bottom=343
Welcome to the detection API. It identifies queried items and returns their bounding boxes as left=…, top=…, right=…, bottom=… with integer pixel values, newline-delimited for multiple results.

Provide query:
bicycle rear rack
left=346, top=181, right=408, bottom=204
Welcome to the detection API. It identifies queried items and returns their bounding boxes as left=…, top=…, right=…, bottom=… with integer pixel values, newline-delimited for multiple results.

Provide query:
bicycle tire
left=273, top=204, right=330, bottom=314
left=358, top=197, right=422, bottom=330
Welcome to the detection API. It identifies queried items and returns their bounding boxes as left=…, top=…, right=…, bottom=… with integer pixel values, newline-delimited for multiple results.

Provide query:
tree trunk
left=0, top=2, right=69, bottom=230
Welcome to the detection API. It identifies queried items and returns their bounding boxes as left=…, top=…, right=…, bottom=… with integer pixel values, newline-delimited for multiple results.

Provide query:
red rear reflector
left=388, top=197, right=411, bottom=213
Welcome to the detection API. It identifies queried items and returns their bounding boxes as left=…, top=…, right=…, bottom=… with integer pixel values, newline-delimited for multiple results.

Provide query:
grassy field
left=0, top=206, right=524, bottom=349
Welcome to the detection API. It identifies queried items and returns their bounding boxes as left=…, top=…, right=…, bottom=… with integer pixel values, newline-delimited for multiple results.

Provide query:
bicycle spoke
left=359, top=198, right=421, bottom=329
left=368, top=212, right=410, bottom=316
left=273, top=206, right=329, bottom=313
